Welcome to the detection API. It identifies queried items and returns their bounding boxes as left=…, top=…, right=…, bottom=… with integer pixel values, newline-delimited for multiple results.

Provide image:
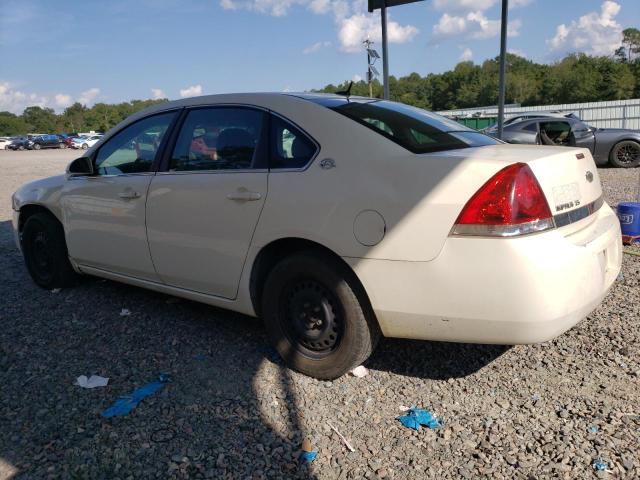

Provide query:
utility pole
left=497, top=0, right=509, bottom=140
left=363, top=39, right=380, bottom=98
left=380, top=2, right=389, bottom=99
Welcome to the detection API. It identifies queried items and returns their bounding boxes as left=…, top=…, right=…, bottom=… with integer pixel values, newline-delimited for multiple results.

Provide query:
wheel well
left=18, top=204, right=58, bottom=234
left=249, top=238, right=374, bottom=321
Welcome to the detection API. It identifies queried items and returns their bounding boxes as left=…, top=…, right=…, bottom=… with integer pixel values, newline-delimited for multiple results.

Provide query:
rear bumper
left=346, top=203, right=622, bottom=344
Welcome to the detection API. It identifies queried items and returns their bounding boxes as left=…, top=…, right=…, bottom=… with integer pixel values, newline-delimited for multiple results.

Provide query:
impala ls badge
left=585, top=171, right=594, bottom=183
left=320, top=158, right=336, bottom=170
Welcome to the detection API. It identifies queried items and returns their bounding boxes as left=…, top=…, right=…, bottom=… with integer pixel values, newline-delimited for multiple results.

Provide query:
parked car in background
left=7, top=137, right=31, bottom=150
left=72, top=134, right=102, bottom=150
left=0, top=137, right=14, bottom=149
left=482, top=112, right=579, bottom=133
left=11, top=93, right=622, bottom=379
left=28, top=134, right=66, bottom=150
left=487, top=116, right=640, bottom=167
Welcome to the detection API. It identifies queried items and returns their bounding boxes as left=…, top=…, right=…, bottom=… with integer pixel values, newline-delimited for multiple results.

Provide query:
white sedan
left=72, top=134, right=102, bottom=150
left=11, top=93, right=622, bottom=379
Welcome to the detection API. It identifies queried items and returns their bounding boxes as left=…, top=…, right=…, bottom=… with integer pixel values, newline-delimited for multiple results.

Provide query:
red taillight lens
left=452, top=163, right=555, bottom=237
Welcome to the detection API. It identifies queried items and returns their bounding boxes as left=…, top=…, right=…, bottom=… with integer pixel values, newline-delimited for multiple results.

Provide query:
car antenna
left=335, top=81, right=353, bottom=99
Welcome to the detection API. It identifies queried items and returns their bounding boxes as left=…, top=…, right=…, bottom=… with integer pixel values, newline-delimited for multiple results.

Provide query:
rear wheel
left=22, top=212, right=78, bottom=289
left=18, top=145, right=24, bottom=151
left=33, top=143, right=41, bottom=150
left=609, top=140, right=640, bottom=168
left=262, top=252, right=379, bottom=379
left=82, top=143, right=88, bottom=150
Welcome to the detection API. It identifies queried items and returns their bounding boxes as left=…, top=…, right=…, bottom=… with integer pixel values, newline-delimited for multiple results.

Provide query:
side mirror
left=67, top=157, right=94, bottom=176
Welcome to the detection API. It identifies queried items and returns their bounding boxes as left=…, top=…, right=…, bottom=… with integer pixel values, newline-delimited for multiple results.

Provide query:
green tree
left=22, top=106, right=57, bottom=133
left=0, top=112, right=30, bottom=136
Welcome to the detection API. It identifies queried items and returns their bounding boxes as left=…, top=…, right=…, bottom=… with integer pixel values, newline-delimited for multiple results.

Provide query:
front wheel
left=33, top=144, right=41, bottom=150
left=262, top=252, right=380, bottom=379
left=18, top=145, right=25, bottom=151
left=609, top=140, right=640, bottom=168
left=82, top=143, right=88, bottom=150
left=22, top=212, right=78, bottom=289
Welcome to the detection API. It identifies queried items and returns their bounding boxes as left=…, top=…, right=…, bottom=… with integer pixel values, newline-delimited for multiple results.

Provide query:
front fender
left=12, top=175, right=66, bottom=223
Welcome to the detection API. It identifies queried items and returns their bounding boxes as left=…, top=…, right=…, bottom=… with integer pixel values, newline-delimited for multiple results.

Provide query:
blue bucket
left=617, top=202, right=640, bottom=238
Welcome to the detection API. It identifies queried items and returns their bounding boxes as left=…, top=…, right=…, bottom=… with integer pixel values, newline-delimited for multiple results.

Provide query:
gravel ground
left=0, top=149, right=638, bottom=480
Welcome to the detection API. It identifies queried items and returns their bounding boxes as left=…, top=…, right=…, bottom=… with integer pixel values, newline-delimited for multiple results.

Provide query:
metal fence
left=438, top=99, right=640, bottom=130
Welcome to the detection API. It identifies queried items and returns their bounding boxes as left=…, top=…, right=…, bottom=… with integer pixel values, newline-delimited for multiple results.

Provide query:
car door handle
left=227, top=190, right=262, bottom=201
left=118, top=191, right=141, bottom=200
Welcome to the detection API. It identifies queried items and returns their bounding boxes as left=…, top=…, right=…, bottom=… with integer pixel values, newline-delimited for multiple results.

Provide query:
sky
left=0, top=0, right=639, bottom=114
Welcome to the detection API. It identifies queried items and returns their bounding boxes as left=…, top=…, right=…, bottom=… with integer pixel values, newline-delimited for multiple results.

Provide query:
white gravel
left=0, top=149, right=638, bottom=479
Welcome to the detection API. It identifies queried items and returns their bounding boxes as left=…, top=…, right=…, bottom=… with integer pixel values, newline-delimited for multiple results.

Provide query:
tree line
left=319, top=28, right=640, bottom=111
left=1, top=28, right=639, bottom=136
left=0, top=99, right=168, bottom=137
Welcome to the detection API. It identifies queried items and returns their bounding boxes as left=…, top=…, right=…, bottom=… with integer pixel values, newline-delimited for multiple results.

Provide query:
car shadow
left=0, top=220, right=318, bottom=479
left=367, top=337, right=509, bottom=380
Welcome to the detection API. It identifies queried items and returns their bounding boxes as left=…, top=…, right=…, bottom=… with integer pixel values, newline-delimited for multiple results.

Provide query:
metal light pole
left=497, top=0, right=509, bottom=140
left=381, top=2, right=390, bottom=99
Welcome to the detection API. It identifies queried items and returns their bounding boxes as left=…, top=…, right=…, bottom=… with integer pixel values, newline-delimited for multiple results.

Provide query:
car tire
left=609, top=140, right=640, bottom=168
left=34, top=144, right=41, bottom=150
left=18, top=145, right=24, bottom=151
left=82, top=143, right=88, bottom=150
left=59, top=143, right=66, bottom=149
left=262, top=251, right=380, bottom=379
left=22, top=212, right=78, bottom=290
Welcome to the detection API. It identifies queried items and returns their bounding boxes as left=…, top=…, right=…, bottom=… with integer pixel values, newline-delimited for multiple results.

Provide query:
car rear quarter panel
left=252, top=97, right=510, bottom=262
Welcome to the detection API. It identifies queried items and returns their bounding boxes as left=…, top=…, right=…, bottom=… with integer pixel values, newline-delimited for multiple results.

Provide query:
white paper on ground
left=75, top=375, right=109, bottom=389
left=351, top=365, right=369, bottom=378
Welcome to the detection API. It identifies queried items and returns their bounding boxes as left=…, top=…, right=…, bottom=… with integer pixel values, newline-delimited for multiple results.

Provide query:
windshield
left=321, top=99, right=500, bottom=154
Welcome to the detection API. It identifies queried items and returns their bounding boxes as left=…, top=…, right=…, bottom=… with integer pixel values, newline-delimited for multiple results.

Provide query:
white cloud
left=338, top=12, right=418, bottom=53
left=0, top=82, right=48, bottom=114
left=151, top=88, right=166, bottom=99
left=55, top=93, right=72, bottom=108
left=219, top=0, right=418, bottom=53
left=433, top=11, right=520, bottom=40
left=352, top=74, right=362, bottom=82
left=510, top=0, right=533, bottom=8
left=78, top=87, right=100, bottom=106
left=459, top=47, right=473, bottom=61
left=303, top=40, right=331, bottom=54
left=508, top=48, right=527, bottom=58
left=547, top=1, right=622, bottom=56
left=432, top=0, right=496, bottom=13
left=179, top=84, right=203, bottom=98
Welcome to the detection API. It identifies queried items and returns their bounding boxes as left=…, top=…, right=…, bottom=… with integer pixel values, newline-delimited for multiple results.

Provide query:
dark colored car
left=28, top=134, right=67, bottom=150
left=488, top=116, right=640, bottom=168
left=7, top=137, right=32, bottom=150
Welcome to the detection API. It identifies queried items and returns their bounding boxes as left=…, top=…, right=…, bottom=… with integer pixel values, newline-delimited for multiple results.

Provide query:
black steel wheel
left=280, top=279, right=345, bottom=359
left=22, top=212, right=78, bottom=289
left=262, top=251, right=380, bottom=379
left=609, top=140, right=640, bottom=168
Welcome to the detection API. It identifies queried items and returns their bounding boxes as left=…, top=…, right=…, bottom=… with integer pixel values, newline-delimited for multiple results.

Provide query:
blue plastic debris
left=593, top=459, right=607, bottom=471
left=193, top=354, right=207, bottom=361
left=397, top=406, right=441, bottom=430
left=531, top=393, right=541, bottom=402
left=588, top=425, right=599, bottom=433
left=300, top=450, right=318, bottom=462
left=101, top=374, right=170, bottom=418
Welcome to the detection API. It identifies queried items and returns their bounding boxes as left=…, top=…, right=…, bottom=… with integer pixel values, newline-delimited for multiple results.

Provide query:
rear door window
left=269, top=116, right=317, bottom=169
left=328, top=100, right=500, bottom=154
left=170, top=107, right=267, bottom=171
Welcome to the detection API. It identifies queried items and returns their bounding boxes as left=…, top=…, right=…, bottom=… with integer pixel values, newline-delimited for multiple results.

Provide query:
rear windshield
left=323, top=99, right=500, bottom=154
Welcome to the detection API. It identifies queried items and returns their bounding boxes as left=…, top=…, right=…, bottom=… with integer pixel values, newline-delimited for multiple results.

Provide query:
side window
left=523, top=122, right=538, bottom=132
left=170, top=107, right=266, bottom=171
left=95, top=112, right=176, bottom=175
left=270, top=116, right=317, bottom=169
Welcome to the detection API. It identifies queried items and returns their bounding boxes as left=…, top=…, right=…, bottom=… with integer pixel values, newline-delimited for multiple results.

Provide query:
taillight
left=451, top=163, right=555, bottom=237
